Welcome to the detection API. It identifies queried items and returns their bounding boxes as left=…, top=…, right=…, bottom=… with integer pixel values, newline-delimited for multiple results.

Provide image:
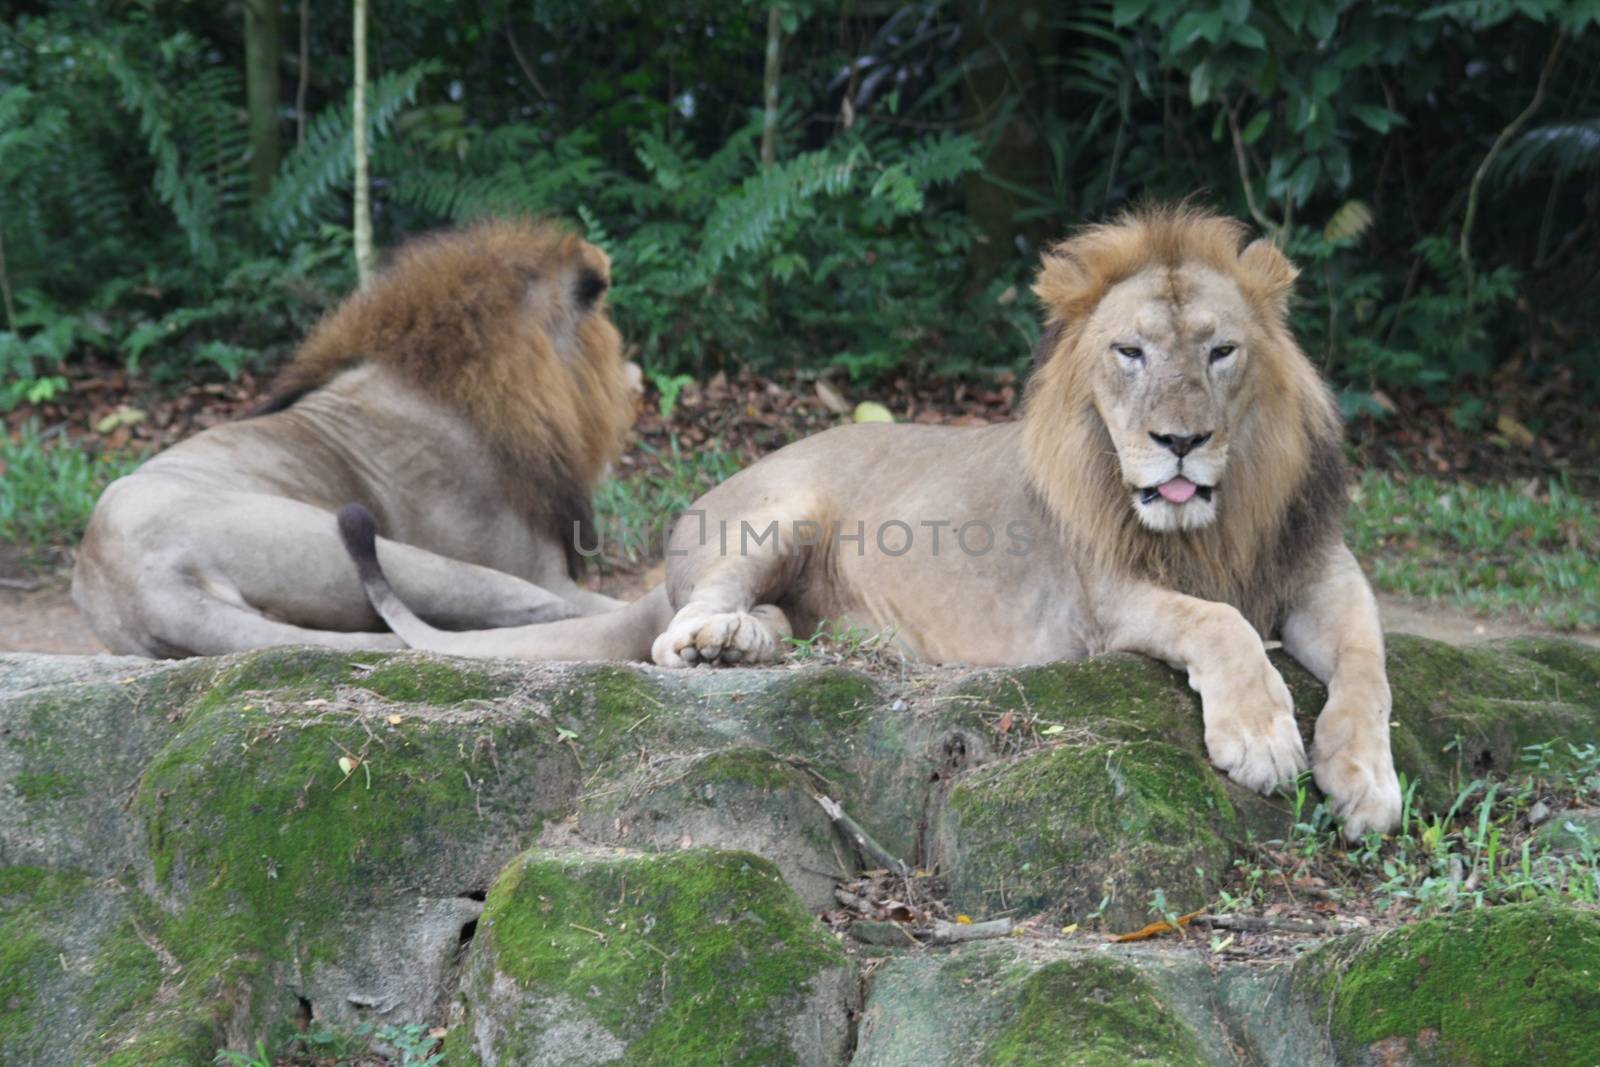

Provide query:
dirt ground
left=3, top=577, right=1592, bottom=657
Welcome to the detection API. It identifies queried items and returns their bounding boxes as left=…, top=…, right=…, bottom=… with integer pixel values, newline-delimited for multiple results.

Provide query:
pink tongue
left=1158, top=477, right=1197, bottom=504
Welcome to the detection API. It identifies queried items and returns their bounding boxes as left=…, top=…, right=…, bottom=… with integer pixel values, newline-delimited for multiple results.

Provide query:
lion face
left=1084, top=262, right=1261, bottom=533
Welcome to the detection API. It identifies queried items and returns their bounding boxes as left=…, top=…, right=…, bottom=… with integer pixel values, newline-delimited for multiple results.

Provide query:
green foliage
left=1, top=0, right=1597, bottom=400
left=1346, top=470, right=1600, bottom=630
left=593, top=438, right=744, bottom=566
left=211, top=1042, right=270, bottom=1067
left=261, top=61, right=440, bottom=237
left=0, top=421, right=144, bottom=566
left=1257, top=737, right=1600, bottom=918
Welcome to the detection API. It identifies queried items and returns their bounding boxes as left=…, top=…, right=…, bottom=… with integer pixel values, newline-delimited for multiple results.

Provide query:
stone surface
left=1294, top=901, right=1600, bottom=1066
left=0, top=635, right=1597, bottom=1064
left=448, top=847, right=855, bottom=1066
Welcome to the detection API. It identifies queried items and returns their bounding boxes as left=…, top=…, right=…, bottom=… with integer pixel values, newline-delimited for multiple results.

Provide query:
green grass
left=0, top=420, right=143, bottom=568
left=1221, top=739, right=1600, bottom=919
left=592, top=436, right=744, bottom=567
left=1347, top=470, right=1600, bottom=630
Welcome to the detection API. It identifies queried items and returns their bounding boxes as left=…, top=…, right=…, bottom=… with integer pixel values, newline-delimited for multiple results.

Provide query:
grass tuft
left=0, top=420, right=143, bottom=568
left=1347, top=470, right=1599, bottom=630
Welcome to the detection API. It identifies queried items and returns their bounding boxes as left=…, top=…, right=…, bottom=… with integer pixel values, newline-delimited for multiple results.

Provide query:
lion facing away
left=73, top=218, right=635, bottom=658
left=339, top=205, right=1401, bottom=839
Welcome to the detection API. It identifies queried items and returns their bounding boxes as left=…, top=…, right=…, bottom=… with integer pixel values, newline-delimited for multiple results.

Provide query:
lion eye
left=1209, top=344, right=1237, bottom=363
left=1115, top=345, right=1144, bottom=361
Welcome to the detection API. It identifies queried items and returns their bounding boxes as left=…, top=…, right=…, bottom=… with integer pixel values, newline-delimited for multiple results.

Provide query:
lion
left=72, top=218, right=636, bottom=658
left=337, top=205, right=1402, bottom=839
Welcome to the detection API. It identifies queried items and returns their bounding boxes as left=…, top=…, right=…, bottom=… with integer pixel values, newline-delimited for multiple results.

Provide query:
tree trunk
left=760, top=5, right=782, bottom=166
left=352, top=0, right=375, bottom=286
left=296, top=0, right=310, bottom=146
left=959, top=0, right=1045, bottom=288
left=244, top=0, right=282, bottom=203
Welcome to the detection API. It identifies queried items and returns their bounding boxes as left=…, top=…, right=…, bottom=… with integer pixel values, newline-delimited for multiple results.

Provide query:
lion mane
left=1022, top=205, right=1348, bottom=631
left=259, top=218, right=634, bottom=573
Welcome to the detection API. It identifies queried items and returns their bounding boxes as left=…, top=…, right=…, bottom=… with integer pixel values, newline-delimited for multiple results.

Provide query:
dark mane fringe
left=1063, top=411, right=1347, bottom=631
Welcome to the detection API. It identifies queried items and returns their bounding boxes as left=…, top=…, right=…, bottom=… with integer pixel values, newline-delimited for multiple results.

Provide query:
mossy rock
left=1532, top=807, right=1600, bottom=851
left=939, top=654, right=1207, bottom=750
left=577, top=746, right=849, bottom=910
left=853, top=941, right=1330, bottom=1067
left=132, top=667, right=582, bottom=1039
left=5, top=636, right=1600, bottom=1065
left=0, top=867, right=226, bottom=1067
left=1295, top=900, right=1600, bottom=1066
left=1384, top=636, right=1600, bottom=808
left=448, top=847, right=855, bottom=1066
left=932, top=740, right=1253, bottom=928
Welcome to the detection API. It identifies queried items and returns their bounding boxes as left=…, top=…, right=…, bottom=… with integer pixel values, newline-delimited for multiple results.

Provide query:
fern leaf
left=260, top=61, right=439, bottom=236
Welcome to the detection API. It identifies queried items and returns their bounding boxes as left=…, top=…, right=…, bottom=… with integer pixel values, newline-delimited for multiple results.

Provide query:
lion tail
left=336, top=502, right=669, bottom=661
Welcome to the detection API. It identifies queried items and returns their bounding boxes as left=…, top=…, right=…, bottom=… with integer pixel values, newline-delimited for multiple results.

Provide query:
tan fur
left=343, top=206, right=1402, bottom=840
left=73, top=218, right=635, bottom=658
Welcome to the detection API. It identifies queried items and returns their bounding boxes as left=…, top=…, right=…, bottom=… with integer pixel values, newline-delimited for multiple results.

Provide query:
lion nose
left=1149, top=431, right=1211, bottom=457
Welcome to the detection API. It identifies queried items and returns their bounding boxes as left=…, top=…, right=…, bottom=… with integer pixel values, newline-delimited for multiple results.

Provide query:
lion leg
left=1281, top=544, right=1402, bottom=840
left=194, top=497, right=581, bottom=632
left=137, top=593, right=408, bottom=658
left=1099, top=582, right=1308, bottom=793
left=647, top=507, right=800, bottom=669
left=75, top=491, right=588, bottom=658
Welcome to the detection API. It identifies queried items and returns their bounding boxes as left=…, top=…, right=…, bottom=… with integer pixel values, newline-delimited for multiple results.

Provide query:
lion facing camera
left=340, top=205, right=1402, bottom=840
left=73, top=218, right=635, bottom=657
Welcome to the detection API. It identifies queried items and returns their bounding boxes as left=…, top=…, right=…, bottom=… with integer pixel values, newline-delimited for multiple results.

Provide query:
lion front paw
left=1311, top=737, right=1402, bottom=841
left=1202, top=665, right=1308, bottom=794
left=650, top=605, right=790, bottom=668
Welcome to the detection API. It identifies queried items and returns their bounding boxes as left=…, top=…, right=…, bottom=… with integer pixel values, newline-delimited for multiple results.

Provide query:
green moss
left=348, top=656, right=500, bottom=706
left=134, top=699, right=575, bottom=989
left=0, top=869, right=76, bottom=1045
left=1300, top=901, right=1600, bottom=1065
left=1489, top=637, right=1600, bottom=703
left=948, top=655, right=1203, bottom=748
left=943, top=741, right=1237, bottom=925
left=1382, top=635, right=1600, bottom=807
left=984, top=958, right=1208, bottom=1066
left=10, top=771, right=82, bottom=801
left=0, top=867, right=222, bottom=1066
left=190, top=648, right=502, bottom=711
left=762, top=667, right=879, bottom=728
left=676, top=747, right=799, bottom=793
left=467, top=848, right=846, bottom=1065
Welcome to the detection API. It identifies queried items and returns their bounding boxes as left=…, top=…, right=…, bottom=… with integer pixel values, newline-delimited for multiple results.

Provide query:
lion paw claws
left=652, top=608, right=784, bottom=668
left=1313, top=746, right=1402, bottom=841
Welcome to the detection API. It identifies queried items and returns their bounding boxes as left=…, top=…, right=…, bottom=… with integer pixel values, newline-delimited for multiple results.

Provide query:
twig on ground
left=1200, top=914, right=1359, bottom=936
left=814, top=793, right=909, bottom=878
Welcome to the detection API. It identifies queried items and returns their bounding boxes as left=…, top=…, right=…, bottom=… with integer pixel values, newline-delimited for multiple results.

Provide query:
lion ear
left=1031, top=249, right=1090, bottom=325
left=1238, top=238, right=1299, bottom=316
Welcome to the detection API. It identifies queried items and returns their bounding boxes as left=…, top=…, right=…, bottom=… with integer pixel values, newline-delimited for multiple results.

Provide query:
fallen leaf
left=955, top=914, right=972, bottom=925
left=1039, top=724, right=1065, bottom=736
left=338, top=756, right=356, bottom=775
left=387, top=714, right=403, bottom=725
left=1495, top=414, right=1535, bottom=448
left=1060, top=922, right=1078, bottom=935
left=996, top=710, right=1014, bottom=735
left=815, top=380, right=850, bottom=414
left=853, top=401, right=894, bottom=424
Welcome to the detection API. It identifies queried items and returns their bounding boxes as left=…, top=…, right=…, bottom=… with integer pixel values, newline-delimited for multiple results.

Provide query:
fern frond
left=699, top=144, right=868, bottom=272
left=1492, top=118, right=1600, bottom=185
left=260, top=61, right=440, bottom=236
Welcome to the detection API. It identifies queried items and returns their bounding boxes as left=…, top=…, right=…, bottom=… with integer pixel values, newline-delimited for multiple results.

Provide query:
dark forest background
left=2, top=0, right=1598, bottom=420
